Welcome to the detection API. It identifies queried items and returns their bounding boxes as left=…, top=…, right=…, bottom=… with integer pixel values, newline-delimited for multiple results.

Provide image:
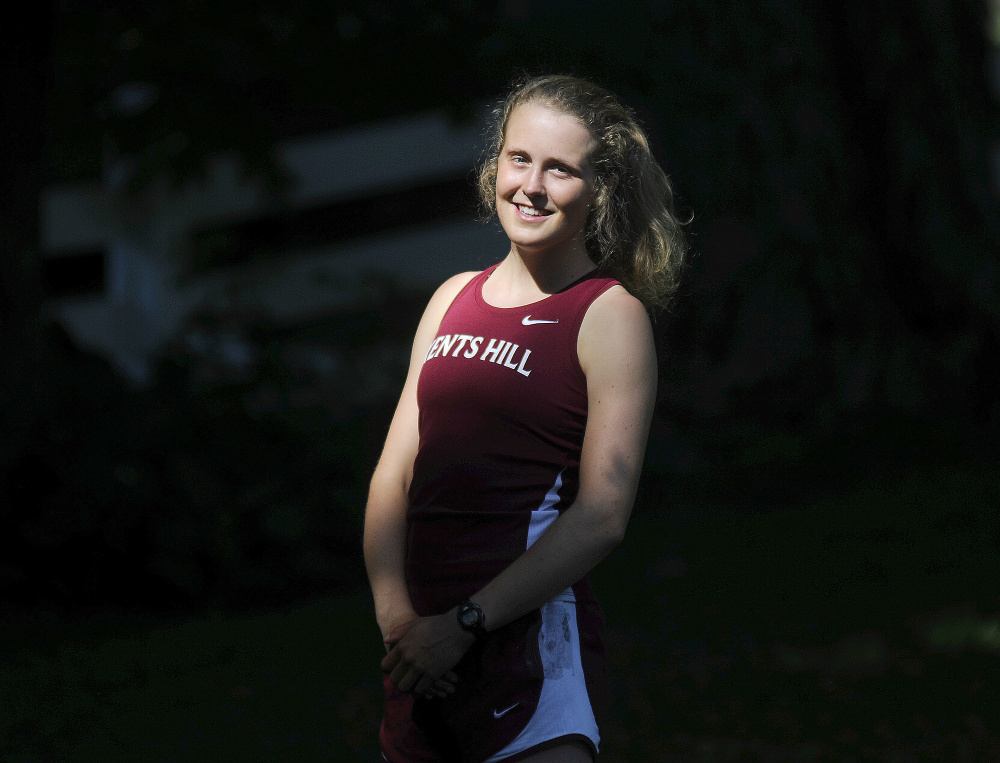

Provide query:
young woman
left=365, top=74, right=686, bottom=762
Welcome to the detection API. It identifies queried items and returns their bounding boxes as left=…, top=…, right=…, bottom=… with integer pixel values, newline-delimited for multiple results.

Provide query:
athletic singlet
left=406, top=264, right=621, bottom=617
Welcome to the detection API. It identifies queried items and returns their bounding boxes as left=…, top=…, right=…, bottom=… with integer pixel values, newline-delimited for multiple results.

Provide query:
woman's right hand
left=383, top=616, right=460, bottom=699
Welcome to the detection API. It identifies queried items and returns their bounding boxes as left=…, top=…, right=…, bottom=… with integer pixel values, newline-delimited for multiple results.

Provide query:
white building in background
left=40, top=109, right=507, bottom=383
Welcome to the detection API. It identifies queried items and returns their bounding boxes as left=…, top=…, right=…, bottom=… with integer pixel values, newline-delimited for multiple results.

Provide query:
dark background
left=2, top=1, right=999, bottom=759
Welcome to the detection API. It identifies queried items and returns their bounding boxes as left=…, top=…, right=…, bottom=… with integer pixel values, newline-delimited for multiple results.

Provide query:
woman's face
left=495, top=101, right=597, bottom=258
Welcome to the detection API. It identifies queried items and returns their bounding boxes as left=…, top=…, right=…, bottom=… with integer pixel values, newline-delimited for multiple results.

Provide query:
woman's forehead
left=502, top=102, right=596, bottom=159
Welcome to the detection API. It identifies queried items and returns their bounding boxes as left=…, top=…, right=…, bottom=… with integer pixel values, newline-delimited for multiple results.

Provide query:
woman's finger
left=380, top=648, right=400, bottom=673
left=421, top=684, right=446, bottom=700
left=391, top=661, right=419, bottom=693
left=433, top=677, right=456, bottom=694
left=413, top=674, right=437, bottom=697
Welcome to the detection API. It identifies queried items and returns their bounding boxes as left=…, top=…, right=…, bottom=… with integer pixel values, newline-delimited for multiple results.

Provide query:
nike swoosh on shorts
left=493, top=702, right=520, bottom=718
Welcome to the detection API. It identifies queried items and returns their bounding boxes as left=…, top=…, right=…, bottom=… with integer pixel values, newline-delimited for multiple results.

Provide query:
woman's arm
left=382, top=286, right=657, bottom=695
left=474, top=286, right=657, bottom=625
left=363, top=271, right=479, bottom=643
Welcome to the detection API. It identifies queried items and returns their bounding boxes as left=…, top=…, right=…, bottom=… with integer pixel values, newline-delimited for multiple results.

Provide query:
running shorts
left=379, top=598, right=607, bottom=762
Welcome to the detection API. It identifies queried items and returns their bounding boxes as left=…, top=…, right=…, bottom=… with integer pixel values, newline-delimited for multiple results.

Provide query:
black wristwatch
left=456, top=599, right=488, bottom=641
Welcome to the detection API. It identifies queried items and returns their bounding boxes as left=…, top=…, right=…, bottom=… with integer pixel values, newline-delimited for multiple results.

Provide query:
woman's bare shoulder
left=433, top=270, right=480, bottom=302
left=581, top=284, right=651, bottom=337
left=577, top=284, right=655, bottom=376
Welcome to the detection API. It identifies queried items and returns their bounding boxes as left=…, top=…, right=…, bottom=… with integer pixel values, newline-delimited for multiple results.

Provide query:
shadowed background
left=2, top=1, right=999, bottom=760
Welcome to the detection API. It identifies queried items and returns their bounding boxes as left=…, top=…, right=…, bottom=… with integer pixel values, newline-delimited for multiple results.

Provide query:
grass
left=592, top=457, right=1000, bottom=761
left=1, top=595, right=386, bottom=761
left=2, top=456, right=997, bottom=761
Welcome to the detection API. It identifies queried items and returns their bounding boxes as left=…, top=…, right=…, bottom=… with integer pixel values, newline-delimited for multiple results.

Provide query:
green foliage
left=924, top=613, right=1000, bottom=652
left=589, top=458, right=1000, bottom=759
left=0, top=326, right=373, bottom=611
left=0, top=593, right=385, bottom=760
left=0, top=274, right=435, bottom=611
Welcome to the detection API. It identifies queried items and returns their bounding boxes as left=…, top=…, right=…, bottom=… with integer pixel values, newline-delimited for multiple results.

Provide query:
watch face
left=460, top=608, right=477, bottom=626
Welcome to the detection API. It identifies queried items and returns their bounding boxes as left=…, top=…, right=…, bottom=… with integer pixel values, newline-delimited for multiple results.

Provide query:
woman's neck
left=485, top=245, right=596, bottom=308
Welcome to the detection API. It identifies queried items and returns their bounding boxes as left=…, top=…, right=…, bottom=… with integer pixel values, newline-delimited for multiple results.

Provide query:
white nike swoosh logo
left=493, top=702, right=519, bottom=718
left=522, top=316, right=559, bottom=325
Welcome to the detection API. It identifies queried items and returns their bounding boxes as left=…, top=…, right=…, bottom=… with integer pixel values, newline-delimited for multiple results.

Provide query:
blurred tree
left=46, top=0, right=504, bottom=187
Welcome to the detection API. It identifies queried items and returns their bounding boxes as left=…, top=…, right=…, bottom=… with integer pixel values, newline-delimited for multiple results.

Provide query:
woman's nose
left=523, top=167, right=544, bottom=196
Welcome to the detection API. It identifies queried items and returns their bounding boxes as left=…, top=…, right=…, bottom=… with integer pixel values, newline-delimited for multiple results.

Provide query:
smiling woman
left=494, top=103, right=597, bottom=262
left=364, top=74, right=687, bottom=762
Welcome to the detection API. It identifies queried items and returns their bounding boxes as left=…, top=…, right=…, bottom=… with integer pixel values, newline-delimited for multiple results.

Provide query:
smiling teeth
left=517, top=204, right=548, bottom=217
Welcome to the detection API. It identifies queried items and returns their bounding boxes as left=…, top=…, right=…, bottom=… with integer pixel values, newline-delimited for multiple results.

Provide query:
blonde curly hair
left=478, top=74, right=688, bottom=311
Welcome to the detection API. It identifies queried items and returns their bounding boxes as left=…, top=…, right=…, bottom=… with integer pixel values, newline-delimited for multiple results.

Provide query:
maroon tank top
left=406, top=264, right=621, bottom=615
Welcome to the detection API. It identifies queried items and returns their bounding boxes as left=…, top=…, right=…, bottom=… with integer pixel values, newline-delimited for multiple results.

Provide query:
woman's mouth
left=515, top=203, right=552, bottom=218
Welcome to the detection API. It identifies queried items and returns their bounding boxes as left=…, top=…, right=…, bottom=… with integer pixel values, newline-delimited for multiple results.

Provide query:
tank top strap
left=451, top=266, right=497, bottom=308
left=551, top=268, right=622, bottom=342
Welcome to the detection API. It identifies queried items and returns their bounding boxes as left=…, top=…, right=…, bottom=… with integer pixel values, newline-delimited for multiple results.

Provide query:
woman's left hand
left=381, top=609, right=475, bottom=697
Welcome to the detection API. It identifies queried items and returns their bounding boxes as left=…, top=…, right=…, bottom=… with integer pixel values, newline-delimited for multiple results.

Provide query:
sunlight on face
left=495, top=102, right=597, bottom=258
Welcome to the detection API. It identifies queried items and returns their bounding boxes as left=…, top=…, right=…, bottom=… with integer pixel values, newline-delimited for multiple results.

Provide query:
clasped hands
left=381, top=608, right=475, bottom=700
